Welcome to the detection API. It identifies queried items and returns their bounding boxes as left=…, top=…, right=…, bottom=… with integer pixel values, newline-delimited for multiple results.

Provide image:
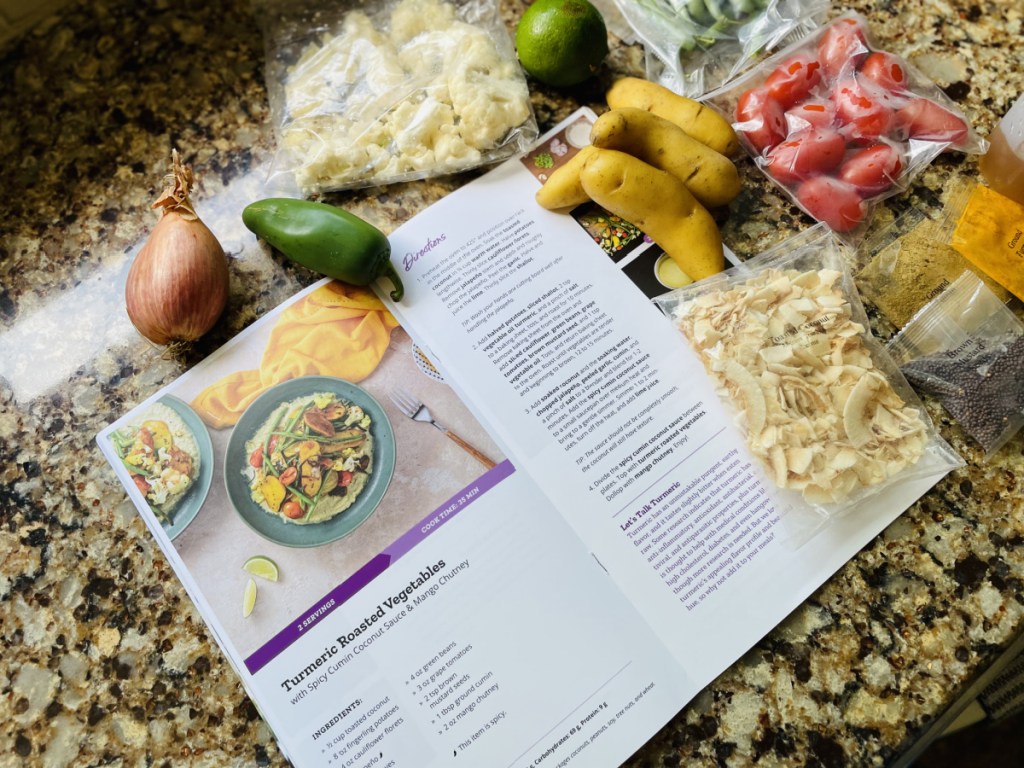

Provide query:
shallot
left=125, top=150, right=229, bottom=345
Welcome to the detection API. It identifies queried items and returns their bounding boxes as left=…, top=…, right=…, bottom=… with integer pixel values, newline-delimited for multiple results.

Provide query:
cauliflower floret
left=445, top=22, right=505, bottom=71
left=433, top=127, right=481, bottom=169
left=148, top=467, right=189, bottom=506
left=390, top=0, right=457, bottom=45
left=163, top=468, right=191, bottom=496
left=396, top=30, right=459, bottom=76
left=344, top=406, right=365, bottom=426
left=447, top=33, right=530, bottom=148
left=391, top=96, right=454, bottom=153
left=451, top=75, right=531, bottom=149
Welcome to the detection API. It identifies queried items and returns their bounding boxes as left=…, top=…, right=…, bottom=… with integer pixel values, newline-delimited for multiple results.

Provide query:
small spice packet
left=857, top=207, right=1010, bottom=328
left=887, top=272, right=1024, bottom=457
left=946, top=183, right=1024, bottom=302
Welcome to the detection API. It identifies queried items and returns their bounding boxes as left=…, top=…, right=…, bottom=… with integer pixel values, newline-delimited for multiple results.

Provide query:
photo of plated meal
left=243, top=390, right=374, bottom=525
left=107, top=396, right=213, bottom=539
left=224, top=376, right=395, bottom=548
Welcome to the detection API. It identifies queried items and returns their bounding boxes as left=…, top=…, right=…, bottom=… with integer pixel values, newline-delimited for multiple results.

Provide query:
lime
left=516, top=0, right=609, bottom=87
left=242, top=578, right=258, bottom=618
left=243, top=555, right=280, bottom=582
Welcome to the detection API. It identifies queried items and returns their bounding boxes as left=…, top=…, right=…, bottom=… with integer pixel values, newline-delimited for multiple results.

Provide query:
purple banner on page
left=243, top=460, right=515, bottom=674
left=383, top=459, right=514, bottom=562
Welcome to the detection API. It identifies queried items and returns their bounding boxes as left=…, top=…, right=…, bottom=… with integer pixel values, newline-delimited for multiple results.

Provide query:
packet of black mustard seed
left=886, top=272, right=1024, bottom=457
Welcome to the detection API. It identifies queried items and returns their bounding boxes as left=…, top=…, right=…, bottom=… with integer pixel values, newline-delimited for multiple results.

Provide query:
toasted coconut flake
left=723, top=360, right=767, bottom=434
left=770, top=444, right=788, bottom=486
left=675, top=266, right=929, bottom=505
left=843, top=374, right=882, bottom=447
left=786, top=446, right=814, bottom=475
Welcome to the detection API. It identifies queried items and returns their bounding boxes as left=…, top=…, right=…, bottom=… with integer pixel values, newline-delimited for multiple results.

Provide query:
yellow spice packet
left=949, top=184, right=1024, bottom=302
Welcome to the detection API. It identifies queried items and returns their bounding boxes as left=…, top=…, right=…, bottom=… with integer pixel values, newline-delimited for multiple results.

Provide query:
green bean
left=292, top=488, right=315, bottom=506
left=120, top=457, right=153, bottom=477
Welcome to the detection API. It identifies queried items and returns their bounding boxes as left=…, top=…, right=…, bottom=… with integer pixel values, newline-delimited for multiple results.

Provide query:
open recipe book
left=98, top=109, right=955, bottom=768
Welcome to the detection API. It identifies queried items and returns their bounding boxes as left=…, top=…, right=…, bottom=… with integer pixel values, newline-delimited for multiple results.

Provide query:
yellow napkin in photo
left=192, top=281, right=398, bottom=428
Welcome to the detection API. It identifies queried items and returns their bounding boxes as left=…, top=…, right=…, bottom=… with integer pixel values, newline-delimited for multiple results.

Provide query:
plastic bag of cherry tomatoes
left=707, top=13, right=987, bottom=242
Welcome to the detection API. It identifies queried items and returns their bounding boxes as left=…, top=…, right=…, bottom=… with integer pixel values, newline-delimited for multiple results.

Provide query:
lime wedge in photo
left=243, top=578, right=258, bottom=618
left=243, top=555, right=280, bottom=582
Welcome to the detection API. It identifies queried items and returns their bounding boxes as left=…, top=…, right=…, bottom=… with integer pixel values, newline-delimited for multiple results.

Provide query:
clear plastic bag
left=654, top=226, right=962, bottom=531
left=613, top=0, right=829, bottom=98
left=887, top=272, right=1024, bottom=458
left=944, top=181, right=1024, bottom=303
left=254, top=0, right=539, bottom=195
left=705, top=12, right=987, bottom=243
left=855, top=206, right=1010, bottom=330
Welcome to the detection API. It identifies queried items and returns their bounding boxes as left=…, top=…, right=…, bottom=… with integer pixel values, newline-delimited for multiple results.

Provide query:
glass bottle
left=979, top=94, right=1024, bottom=206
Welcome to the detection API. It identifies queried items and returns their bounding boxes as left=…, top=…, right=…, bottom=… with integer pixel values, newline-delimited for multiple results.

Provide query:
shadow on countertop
left=914, top=709, right=1024, bottom=767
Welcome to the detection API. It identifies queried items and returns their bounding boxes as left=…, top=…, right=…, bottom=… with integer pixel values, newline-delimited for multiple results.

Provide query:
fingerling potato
left=580, top=148, right=724, bottom=280
left=607, top=77, right=740, bottom=158
left=590, top=108, right=741, bottom=209
left=535, top=145, right=597, bottom=211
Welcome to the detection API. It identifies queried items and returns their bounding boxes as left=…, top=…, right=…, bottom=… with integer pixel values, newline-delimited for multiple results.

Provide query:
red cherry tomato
left=796, top=176, right=867, bottom=232
left=834, top=78, right=895, bottom=144
left=282, top=500, right=303, bottom=519
left=764, top=128, right=847, bottom=184
left=249, top=446, right=264, bottom=468
left=859, top=51, right=910, bottom=93
left=816, top=17, right=869, bottom=81
left=278, top=465, right=298, bottom=486
left=838, top=143, right=905, bottom=195
left=132, top=475, right=151, bottom=495
left=785, top=98, right=836, bottom=132
left=896, top=98, right=969, bottom=147
left=764, top=53, right=823, bottom=109
left=736, top=87, right=788, bottom=154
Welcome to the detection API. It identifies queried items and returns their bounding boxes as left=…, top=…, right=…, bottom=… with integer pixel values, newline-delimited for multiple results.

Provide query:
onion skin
left=125, top=151, right=230, bottom=345
left=126, top=211, right=229, bottom=345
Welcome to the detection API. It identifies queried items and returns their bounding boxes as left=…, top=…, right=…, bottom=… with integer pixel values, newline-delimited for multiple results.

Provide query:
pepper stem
left=380, top=259, right=405, bottom=302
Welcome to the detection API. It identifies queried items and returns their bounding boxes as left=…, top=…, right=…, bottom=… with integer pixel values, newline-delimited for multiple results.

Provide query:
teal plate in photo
left=224, top=376, right=396, bottom=548
left=157, top=396, right=214, bottom=541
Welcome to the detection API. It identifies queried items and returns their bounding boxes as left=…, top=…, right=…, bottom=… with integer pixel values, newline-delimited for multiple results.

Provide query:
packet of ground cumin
left=857, top=207, right=1010, bottom=328
left=887, top=272, right=1024, bottom=457
left=947, top=183, right=1024, bottom=302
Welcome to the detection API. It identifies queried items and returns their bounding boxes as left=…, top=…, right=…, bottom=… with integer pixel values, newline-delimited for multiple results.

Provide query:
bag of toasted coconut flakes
left=653, top=225, right=962, bottom=538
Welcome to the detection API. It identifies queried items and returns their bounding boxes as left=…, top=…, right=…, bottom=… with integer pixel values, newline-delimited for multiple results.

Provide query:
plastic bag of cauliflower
left=256, top=0, right=539, bottom=194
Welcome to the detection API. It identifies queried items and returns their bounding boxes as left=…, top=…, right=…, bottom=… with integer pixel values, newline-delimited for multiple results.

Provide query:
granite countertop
left=2, top=0, right=1023, bottom=765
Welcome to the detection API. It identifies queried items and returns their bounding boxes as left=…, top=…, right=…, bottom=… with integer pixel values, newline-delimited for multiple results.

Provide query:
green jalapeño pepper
left=242, top=198, right=404, bottom=301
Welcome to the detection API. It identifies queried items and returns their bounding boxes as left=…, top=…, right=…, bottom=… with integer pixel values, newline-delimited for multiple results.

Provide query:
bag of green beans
left=612, top=0, right=828, bottom=97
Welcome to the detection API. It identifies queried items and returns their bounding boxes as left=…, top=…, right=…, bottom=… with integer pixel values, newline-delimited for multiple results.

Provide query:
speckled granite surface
left=1, top=0, right=1023, bottom=765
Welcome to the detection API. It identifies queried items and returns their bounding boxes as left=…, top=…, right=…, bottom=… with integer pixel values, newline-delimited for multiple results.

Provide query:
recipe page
left=97, top=273, right=690, bottom=768
left=382, top=109, right=956, bottom=682
left=245, top=469, right=690, bottom=768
